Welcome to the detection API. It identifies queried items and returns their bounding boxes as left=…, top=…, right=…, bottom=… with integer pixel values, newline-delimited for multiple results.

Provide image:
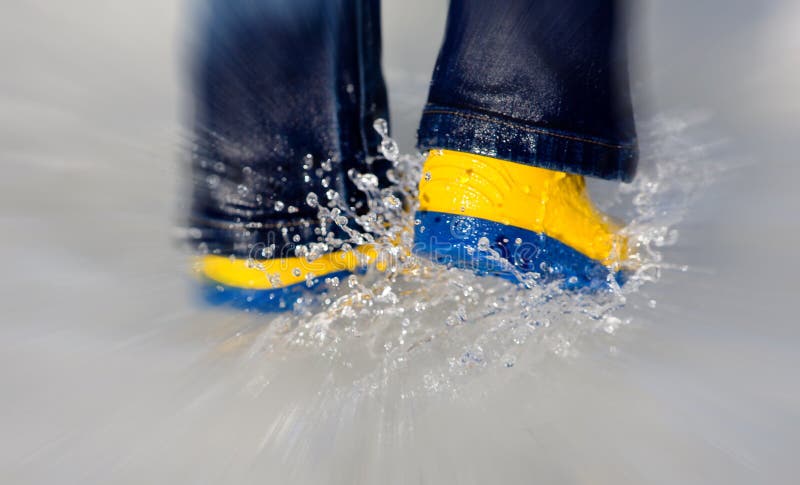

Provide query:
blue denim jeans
left=189, top=0, right=637, bottom=258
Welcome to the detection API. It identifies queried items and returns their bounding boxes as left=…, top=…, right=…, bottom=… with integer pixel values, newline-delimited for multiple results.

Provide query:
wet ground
left=1, top=0, right=799, bottom=483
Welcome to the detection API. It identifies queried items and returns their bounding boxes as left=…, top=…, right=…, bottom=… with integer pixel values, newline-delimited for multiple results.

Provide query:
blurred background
left=1, top=0, right=799, bottom=483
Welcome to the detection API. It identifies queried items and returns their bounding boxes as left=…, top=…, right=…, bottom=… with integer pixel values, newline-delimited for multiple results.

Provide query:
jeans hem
left=417, top=105, right=638, bottom=181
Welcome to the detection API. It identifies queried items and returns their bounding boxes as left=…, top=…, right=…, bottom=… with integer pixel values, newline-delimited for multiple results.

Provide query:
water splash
left=201, top=113, right=719, bottom=395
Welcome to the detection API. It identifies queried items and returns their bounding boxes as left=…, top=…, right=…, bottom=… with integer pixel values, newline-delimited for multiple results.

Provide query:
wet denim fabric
left=189, top=0, right=636, bottom=258
left=189, top=0, right=388, bottom=258
left=418, top=0, right=638, bottom=181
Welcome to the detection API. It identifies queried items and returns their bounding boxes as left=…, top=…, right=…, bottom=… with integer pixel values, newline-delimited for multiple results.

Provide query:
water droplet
left=302, top=154, right=314, bottom=170
left=383, top=195, right=401, bottom=208
left=380, top=138, right=399, bottom=161
left=356, top=173, right=379, bottom=191
left=373, top=118, right=389, bottom=137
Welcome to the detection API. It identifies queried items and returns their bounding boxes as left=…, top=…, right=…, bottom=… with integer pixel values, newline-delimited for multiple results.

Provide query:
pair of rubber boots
left=197, top=149, right=631, bottom=311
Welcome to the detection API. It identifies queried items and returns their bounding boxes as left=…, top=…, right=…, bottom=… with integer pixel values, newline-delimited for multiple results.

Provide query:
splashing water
left=198, top=113, right=719, bottom=397
left=5, top=1, right=796, bottom=480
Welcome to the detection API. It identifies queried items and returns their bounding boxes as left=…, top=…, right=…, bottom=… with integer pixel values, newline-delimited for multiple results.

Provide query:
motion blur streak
left=1, top=1, right=799, bottom=484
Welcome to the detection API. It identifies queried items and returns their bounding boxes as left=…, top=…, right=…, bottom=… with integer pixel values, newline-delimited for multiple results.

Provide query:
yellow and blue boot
left=195, top=244, right=378, bottom=312
left=414, top=150, right=631, bottom=290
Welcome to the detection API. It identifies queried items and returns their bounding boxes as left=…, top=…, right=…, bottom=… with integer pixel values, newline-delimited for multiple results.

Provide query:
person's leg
left=414, top=0, right=637, bottom=289
left=188, top=0, right=389, bottom=310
